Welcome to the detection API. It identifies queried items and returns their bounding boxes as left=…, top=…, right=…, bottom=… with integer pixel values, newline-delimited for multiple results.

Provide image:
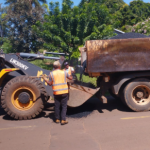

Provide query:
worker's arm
left=67, top=76, right=73, bottom=80
left=42, top=74, right=53, bottom=86
left=67, top=73, right=73, bottom=80
left=45, top=80, right=52, bottom=86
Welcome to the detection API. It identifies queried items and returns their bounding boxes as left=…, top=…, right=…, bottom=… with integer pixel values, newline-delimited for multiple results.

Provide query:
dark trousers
left=54, top=93, right=69, bottom=120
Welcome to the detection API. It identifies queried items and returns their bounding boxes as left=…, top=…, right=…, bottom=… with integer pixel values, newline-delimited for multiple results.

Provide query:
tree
left=0, top=4, right=12, bottom=53
left=104, top=0, right=125, bottom=14
left=79, top=0, right=105, bottom=7
left=32, top=0, right=114, bottom=58
left=0, top=4, right=8, bottom=46
left=116, top=0, right=150, bottom=28
left=5, top=0, right=46, bottom=52
left=79, top=0, right=125, bottom=13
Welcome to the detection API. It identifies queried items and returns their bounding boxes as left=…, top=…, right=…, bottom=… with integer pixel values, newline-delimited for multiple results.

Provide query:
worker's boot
left=55, top=119, right=60, bottom=124
left=61, top=120, right=68, bottom=125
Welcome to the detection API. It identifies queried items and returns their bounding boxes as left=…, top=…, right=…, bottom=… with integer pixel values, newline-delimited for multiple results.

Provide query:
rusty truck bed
left=85, top=38, right=150, bottom=73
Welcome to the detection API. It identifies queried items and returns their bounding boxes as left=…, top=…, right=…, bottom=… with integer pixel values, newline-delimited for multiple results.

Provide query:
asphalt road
left=0, top=97, right=150, bottom=150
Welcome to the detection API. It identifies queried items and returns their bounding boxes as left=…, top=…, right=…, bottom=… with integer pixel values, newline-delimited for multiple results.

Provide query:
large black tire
left=1, top=76, right=48, bottom=120
left=122, top=78, right=150, bottom=112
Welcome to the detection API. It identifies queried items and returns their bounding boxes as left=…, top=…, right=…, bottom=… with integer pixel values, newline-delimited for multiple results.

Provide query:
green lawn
left=76, top=73, right=97, bottom=86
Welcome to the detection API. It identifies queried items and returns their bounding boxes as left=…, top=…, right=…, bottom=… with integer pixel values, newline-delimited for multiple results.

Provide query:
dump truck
left=1, top=33, right=150, bottom=120
left=68, top=35, right=150, bottom=113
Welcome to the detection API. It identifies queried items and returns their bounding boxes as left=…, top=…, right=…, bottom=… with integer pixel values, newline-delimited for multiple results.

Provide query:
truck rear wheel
left=122, top=78, right=150, bottom=111
left=1, top=76, right=47, bottom=120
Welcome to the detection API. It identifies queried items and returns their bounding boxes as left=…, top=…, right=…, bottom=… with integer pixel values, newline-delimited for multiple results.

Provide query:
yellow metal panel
left=0, top=68, right=19, bottom=78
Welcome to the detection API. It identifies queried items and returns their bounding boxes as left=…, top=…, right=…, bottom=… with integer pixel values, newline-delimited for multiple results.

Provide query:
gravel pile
left=110, top=32, right=149, bottom=39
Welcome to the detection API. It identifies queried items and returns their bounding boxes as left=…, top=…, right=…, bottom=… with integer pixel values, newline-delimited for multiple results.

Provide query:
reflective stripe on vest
left=50, top=70, right=68, bottom=95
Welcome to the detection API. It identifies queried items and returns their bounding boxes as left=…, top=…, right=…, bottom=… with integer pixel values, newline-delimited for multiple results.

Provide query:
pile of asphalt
left=66, top=98, right=97, bottom=118
left=110, top=32, right=149, bottom=39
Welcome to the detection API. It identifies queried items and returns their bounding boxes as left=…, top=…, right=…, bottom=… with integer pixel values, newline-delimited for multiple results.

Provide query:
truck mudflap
left=67, top=83, right=100, bottom=107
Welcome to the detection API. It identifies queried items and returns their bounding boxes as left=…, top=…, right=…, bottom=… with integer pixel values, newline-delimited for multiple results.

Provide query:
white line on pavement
left=121, top=116, right=150, bottom=120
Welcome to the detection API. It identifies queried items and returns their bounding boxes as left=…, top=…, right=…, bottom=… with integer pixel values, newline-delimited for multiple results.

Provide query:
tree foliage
left=79, top=0, right=125, bottom=13
left=1, top=0, right=150, bottom=55
left=126, top=18, right=150, bottom=36
left=4, top=0, right=46, bottom=52
left=116, top=0, right=150, bottom=28
left=0, top=5, right=8, bottom=46
left=32, top=0, right=114, bottom=58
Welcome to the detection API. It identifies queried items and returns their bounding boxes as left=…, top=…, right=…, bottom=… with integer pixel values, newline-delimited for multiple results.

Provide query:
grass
left=76, top=73, right=97, bottom=86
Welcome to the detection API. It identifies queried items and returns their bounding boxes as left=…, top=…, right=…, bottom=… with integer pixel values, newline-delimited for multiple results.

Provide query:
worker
left=64, top=62, right=75, bottom=76
left=42, top=61, right=73, bottom=125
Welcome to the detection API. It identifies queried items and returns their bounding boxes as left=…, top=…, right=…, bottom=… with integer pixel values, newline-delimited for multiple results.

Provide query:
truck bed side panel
left=86, top=38, right=150, bottom=73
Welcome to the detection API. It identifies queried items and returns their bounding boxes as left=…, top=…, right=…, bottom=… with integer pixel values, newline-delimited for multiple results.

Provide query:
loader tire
left=1, top=76, right=48, bottom=120
left=122, top=78, right=150, bottom=112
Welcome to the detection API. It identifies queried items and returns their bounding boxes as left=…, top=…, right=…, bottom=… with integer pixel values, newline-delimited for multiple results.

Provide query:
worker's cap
left=53, top=61, right=61, bottom=67
left=64, top=62, right=69, bottom=66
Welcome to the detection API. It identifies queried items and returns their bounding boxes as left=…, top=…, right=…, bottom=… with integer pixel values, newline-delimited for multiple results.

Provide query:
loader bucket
left=67, top=82, right=100, bottom=107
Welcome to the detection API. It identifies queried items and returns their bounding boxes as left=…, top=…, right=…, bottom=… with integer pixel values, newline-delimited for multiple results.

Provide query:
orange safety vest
left=50, top=69, right=68, bottom=95
left=64, top=66, right=72, bottom=76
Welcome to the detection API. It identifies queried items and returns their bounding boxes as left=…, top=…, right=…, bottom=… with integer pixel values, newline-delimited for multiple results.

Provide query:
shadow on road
left=0, top=96, right=132, bottom=121
left=0, top=107, right=6, bottom=116
left=66, top=96, right=132, bottom=118
left=45, top=96, right=132, bottom=120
